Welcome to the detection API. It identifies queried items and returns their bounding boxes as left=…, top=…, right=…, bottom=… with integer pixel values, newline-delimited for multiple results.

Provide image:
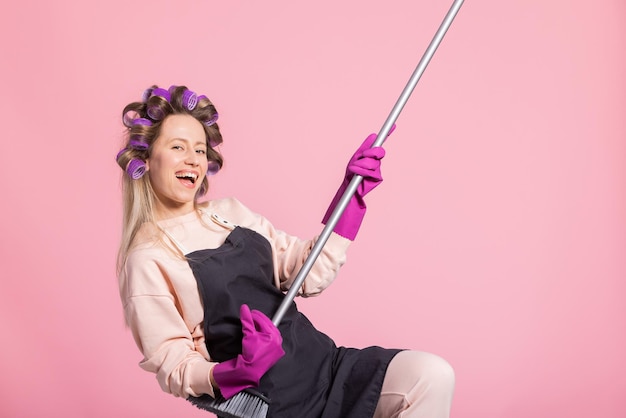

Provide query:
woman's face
left=146, top=114, right=209, bottom=219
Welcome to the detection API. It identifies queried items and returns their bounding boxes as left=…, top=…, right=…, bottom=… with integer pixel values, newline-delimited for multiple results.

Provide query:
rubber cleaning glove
left=322, top=129, right=392, bottom=240
left=212, top=304, right=285, bottom=399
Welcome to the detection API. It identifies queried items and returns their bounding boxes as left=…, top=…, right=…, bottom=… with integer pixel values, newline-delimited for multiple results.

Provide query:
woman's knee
left=389, top=350, right=455, bottom=395
left=376, top=351, right=455, bottom=418
left=415, top=351, right=455, bottom=390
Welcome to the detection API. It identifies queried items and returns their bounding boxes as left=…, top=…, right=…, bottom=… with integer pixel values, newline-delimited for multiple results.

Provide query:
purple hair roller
left=142, top=88, right=154, bottom=102
left=133, top=118, right=153, bottom=127
left=116, top=148, right=127, bottom=161
left=197, top=95, right=207, bottom=102
left=147, top=88, right=171, bottom=120
left=127, top=158, right=146, bottom=180
left=168, top=85, right=178, bottom=95
left=208, top=137, right=221, bottom=148
left=206, top=160, right=221, bottom=176
left=123, top=112, right=135, bottom=127
left=129, top=136, right=149, bottom=150
left=204, top=112, right=219, bottom=128
left=151, top=88, right=171, bottom=102
left=182, top=89, right=198, bottom=110
left=147, top=106, right=164, bottom=120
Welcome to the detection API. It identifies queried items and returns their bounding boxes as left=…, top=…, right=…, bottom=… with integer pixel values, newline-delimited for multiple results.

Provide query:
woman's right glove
left=212, top=304, right=285, bottom=399
left=321, top=128, right=393, bottom=240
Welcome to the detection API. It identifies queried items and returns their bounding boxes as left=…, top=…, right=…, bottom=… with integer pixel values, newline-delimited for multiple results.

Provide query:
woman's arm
left=120, top=249, right=218, bottom=399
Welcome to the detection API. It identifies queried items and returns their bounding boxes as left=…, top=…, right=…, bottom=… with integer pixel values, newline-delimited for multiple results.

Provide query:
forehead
left=159, top=114, right=206, bottom=144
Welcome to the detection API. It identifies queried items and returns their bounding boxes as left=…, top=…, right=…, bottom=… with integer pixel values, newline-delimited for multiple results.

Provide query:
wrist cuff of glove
left=212, top=358, right=257, bottom=400
left=322, top=197, right=366, bottom=241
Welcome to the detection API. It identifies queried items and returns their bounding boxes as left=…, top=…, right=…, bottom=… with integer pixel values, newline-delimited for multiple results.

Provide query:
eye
left=196, top=149, right=207, bottom=155
left=172, top=145, right=184, bottom=151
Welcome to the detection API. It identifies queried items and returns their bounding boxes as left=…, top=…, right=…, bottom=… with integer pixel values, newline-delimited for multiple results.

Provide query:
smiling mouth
left=176, top=172, right=198, bottom=184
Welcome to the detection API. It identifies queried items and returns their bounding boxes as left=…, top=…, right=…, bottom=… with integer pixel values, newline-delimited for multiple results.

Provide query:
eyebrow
left=169, top=137, right=207, bottom=147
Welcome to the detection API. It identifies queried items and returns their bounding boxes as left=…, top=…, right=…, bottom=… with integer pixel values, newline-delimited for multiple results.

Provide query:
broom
left=189, top=0, right=465, bottom=416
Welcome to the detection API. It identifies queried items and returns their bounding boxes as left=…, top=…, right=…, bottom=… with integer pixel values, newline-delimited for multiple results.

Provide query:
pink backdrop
left=1, top=0, right=624, bottom=417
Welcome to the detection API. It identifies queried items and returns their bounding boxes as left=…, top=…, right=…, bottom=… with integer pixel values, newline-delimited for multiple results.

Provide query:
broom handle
left=272, top=0, right=465, bottom=326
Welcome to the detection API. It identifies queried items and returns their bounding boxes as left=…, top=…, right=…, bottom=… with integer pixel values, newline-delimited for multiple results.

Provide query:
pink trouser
left=373, top=351, right=455, bottom=418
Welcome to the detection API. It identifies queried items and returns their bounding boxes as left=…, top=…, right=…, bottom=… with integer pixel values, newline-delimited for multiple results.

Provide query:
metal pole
left=273, top=0, right=465, bottom=325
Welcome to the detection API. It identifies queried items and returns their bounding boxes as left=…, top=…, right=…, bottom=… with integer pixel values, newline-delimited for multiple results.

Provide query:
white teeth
left=176, top=173, right=198, bottom=180
left=176, top=172, right=198, bottom=183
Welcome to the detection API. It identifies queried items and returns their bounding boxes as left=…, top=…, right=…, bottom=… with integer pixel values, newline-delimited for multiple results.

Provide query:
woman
left=116, top=84, right=455, bottom=417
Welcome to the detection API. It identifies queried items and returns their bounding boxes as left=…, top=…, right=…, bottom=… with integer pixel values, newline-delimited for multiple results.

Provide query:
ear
left=144, top=158, right=150, bottom=172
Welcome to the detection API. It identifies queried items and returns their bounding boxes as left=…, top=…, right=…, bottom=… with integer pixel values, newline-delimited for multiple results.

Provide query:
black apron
left=186, top=226, right=400, bottom=418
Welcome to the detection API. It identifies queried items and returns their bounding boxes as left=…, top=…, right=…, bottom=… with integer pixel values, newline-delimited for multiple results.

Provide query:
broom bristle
left=188, top=388, right=269, bottom=418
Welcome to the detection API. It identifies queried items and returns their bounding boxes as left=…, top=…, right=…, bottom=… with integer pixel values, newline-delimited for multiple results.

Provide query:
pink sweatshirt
left=118, top=197, right=351, bottom=399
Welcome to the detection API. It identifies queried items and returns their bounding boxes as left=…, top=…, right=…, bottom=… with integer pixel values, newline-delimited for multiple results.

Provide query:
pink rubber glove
left=322, top=129, right=391, bottom=240
left=212, top=305, right=285, bottom=399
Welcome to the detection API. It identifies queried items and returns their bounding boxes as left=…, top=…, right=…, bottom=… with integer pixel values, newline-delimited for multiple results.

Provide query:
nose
left=185, top=150, right=200, bottom=166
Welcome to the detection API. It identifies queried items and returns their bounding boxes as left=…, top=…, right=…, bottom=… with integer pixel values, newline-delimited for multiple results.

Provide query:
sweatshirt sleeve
left=120, top=248, right=217, bottom=399
left=215, top=198, right=352, bottom=296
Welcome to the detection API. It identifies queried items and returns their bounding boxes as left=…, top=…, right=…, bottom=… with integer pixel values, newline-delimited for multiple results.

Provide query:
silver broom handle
left=273, top=0, right=465, bottom=326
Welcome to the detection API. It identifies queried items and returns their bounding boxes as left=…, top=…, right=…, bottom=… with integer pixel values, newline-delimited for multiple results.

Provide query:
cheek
left=146, top=159, right=168, bottom=187
left=147, top=154, right=173, bottom=175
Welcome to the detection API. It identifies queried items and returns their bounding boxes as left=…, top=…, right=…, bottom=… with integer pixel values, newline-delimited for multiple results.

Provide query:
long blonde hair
left=115, top=85, right=224, bottom=274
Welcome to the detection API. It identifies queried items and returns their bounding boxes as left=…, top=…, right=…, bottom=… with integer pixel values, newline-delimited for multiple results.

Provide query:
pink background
left=1, top=0, right=624, bottom=417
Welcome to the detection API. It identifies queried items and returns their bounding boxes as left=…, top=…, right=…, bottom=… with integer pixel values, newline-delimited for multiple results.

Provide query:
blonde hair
left=115, top=85, right=224, bottom=274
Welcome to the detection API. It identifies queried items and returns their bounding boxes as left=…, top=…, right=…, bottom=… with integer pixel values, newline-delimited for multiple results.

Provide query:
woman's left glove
left=212, top=304, right=285, bottom=399
left=322, top=129, right=392, bottom=240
